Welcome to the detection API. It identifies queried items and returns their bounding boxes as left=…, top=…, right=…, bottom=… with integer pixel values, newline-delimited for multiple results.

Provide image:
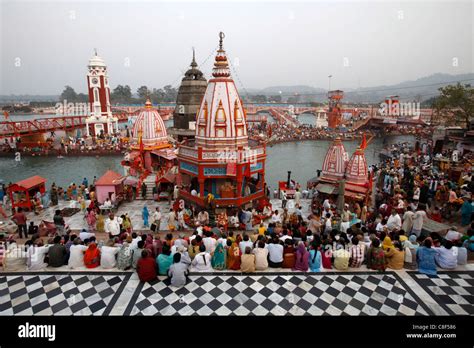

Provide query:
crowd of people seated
left=2, top=212, right=471, bottom=286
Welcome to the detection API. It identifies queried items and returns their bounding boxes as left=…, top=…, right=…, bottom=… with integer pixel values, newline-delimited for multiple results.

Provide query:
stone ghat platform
left=0, top=269, right=472, bottom=316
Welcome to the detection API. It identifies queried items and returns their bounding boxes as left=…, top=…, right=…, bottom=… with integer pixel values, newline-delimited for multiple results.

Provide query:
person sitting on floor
left=191, top=244, right=213, bottom=272
left=157, top=244, right=173, bottom=276
left=226, top=239, right=242, bottom=270
left=293, top=241, right=309, bottom=271
left=267, top=235, right=284, bottom=268
left=48, top=235, right=67, bottom=268
left=253, top=240, right=269, bottom=270
left=366, top=239, right=386, bottom=272
left=84, top=242, right=100, bottom=269
left=349, top=236, right=364, bottom=268
left=68, top=238, right=88, bottom=269
left=240, top=246, right=256, bottom=273
left=333, top=241, right=350, bottom=271
left=435, top=240, right=458, bottom=270
left=417, top=239, right=437, bottom=276
left=101, top=239, right=119, bottom=269
left=168, top=252, right=189, bottom=287
left=282, top=239, right=296, bottom=268
left=137, top=250, right=157, bottom=282
left=385, top=241, right=405, bottom=270
left=308, top=241, right=321, bottom=272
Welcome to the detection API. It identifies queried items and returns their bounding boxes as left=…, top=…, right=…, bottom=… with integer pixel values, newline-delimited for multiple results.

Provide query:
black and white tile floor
left=1, top=270, right=472, bottom=316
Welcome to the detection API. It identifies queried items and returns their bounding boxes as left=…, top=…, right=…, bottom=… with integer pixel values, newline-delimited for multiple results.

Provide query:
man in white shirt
left=412, top=206, right=427, bottom=237
left=323, top=198, right=331, bottom=210
left=197, top=210, right=209, bottom=226
left=103, top=198, right=112, bottom=208
left=79, top=228, right=95, bottom=241
left=104, top=213, right=123, bottom=238
left=271, top=210, right=281, bottom=223
left=239, top=235, right=253, bottom=254
left=267, top=238, right=283, bottom=267
left=386, top=211, right=402, bottom=231
left=151, top=207, right=162, bottom=231
left=202, top=232, right=217, bottom=253
left=130, top=233, right=142, bottom=249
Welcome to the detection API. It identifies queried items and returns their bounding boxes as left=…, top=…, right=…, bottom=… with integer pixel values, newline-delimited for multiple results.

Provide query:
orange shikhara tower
left=194, top=33, right=248, bottom=150
left=317, top=137, right=371, bottom=201
left=321, top=137, right=348, bottom=184
left=177, top=32, right=267, bottom=209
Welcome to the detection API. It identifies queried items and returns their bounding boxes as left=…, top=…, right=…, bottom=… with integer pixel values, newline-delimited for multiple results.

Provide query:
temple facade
left=177, top=33, right=267, bottom=209
left=122, top=99, right=177, bottom=198
left=171, top=50, right=207, bottom=141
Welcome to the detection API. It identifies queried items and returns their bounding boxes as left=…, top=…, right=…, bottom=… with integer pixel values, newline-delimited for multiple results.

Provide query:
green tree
left=60, top=86, right=77, bottom=102
left=163, top=85, right=177, bottom=102
left=111, top=85, right=133, bottom=103
left=76, top=93, right=89, bottom=102
left=434, top=83, right=474, bottom=127
left=268, top=95, right=282, bottom=103
left=137, top=86, right=150, bottom=101
left=150, top=88, right=165, bottom=103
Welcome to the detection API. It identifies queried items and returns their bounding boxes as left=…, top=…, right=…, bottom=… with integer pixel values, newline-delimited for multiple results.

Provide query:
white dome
left=88, top=54, right=106, bottom=67
left=131, top=100, right=168, bottom=149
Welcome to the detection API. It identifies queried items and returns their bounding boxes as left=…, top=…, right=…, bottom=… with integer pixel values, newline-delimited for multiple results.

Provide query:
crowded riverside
left=1, top=136, right=473, bottom=280
left=1, top=32, right=473, bottom=322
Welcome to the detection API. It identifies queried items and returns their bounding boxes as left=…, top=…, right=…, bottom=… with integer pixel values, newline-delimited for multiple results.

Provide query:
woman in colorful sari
left=416, top=238, right=437, bottom=276
left=142, top=206, right=149, bottom=228
left=308, top=241, right=321, bottom=272
left=84, top=242, right=101, bottom=268
left=293, top=242, right=309, bottom=271
left=382, top=236, right=394, bottom=251
left=144, top=234, right=154, bottom=257
left=460, top=198, right=472, bottom=226
left=226, top=239, right=241, bottom=270
left=85, top=208, right=97, bottom=232
left=211, top=243, right=226, bottom=270
left=117, top=241, right=132, bottom=270
left=366, top=239, right=386, bottom=272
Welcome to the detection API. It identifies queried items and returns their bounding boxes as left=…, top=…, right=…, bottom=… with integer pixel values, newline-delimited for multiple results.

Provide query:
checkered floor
left=1, top=271, right=472, bottom=316
left=0, top=272, right=130, bottom=315
left=126, top=273, right=430, bottom=316
left=408, top=271, right=474, bottom=315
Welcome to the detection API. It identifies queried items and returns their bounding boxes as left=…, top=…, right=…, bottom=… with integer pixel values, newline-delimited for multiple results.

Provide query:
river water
left=0, top=113, right=414, bottom=190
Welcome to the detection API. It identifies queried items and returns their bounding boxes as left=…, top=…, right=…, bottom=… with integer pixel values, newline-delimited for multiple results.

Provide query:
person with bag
left=151, top=207, right=162, bottom=233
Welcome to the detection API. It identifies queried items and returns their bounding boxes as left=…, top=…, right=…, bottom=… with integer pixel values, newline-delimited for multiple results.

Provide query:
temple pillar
left=198, top=178, right=205, bottom=197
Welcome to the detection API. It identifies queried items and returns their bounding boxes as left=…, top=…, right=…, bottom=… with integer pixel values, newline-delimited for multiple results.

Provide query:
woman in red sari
left=84, top=242, right=101, bottom=268
left=226, top=239, right=241, bottom=270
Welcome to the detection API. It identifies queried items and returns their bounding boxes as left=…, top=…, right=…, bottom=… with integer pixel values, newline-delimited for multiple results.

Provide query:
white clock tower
left=85, top=50, right=118, bottom=137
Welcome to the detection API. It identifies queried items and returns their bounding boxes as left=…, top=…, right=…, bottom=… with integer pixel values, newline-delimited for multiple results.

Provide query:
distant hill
left=242, top=73, right=474, bottom=103
left=2, top=73, right=473, bottom=105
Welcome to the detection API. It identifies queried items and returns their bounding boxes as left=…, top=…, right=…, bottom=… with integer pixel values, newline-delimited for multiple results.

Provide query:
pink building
left=95, top=170, right=124, bottom=204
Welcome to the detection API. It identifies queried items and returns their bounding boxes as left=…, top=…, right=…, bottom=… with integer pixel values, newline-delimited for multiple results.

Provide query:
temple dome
left=88, top=51, right=106, bottom=67
left=345, top=147, right=368, bottom=186
left=131, top=99, right=169, bottom=150
left=321, top=137, right=348, bottom=183
left=195, top=32, right=248, bottom=149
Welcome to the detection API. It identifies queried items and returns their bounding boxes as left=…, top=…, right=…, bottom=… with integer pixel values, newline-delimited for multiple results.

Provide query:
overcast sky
left=1, top=0, right=472, bottom=95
